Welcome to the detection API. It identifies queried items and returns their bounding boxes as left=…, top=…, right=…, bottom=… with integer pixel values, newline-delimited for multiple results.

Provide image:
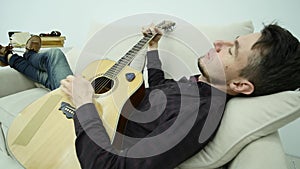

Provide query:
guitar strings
left=93, top=36, right=151, bottom=93
left=93, top=34, right=153, bottom=94
left=92, top=21, right=172, bottom=94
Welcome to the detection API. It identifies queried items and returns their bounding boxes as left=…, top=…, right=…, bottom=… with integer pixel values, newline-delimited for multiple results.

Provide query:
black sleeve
left=73, top=103, right=126, bottom=169
left=146, top=50, right=175, bottom=87
left=73, top=102, right=214, bottom=169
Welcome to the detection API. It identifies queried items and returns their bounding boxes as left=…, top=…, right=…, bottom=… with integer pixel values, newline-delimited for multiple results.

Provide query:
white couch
left=1, top=19, right=300, bottom=169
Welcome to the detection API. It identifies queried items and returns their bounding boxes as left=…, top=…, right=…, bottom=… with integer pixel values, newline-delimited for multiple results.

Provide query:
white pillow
left=177, top=91, right=300, bottom=169
left=198, top=20, right=254, bottom=42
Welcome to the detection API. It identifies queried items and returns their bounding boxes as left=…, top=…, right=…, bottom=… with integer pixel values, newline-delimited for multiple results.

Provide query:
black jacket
left=73, top=50, right=228, bottom=169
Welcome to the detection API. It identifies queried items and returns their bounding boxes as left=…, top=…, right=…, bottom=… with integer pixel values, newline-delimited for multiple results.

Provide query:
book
left=40, top=36, right=66, bottom=48
left=9, top=32, right=31, bottom=48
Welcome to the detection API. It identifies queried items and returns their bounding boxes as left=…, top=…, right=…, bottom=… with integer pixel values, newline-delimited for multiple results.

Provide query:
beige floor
left=1, top=151, right=300, bottom=169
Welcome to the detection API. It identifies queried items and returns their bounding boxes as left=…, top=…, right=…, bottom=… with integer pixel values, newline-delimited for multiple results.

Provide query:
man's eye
left=228, top=48, right=232, bottom=55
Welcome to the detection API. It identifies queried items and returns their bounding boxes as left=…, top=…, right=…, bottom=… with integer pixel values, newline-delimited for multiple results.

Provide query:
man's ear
left=229, top=79, right=254, bottom=95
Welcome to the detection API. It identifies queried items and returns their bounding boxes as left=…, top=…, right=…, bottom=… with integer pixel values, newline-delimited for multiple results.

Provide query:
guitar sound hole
left=91, top=76, right=114, bottom=94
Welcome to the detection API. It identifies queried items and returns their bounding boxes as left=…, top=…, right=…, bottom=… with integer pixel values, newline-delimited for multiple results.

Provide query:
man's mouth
left=197, top=57, right=209, bottom=80
left=202, top=48, right=217, bottom=64
left=197, top=48, right=219, bottom=81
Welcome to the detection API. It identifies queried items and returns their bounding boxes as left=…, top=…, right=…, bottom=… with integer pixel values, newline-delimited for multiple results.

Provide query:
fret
left=104, top=72, right=114, bottom=79
left=135, top=44, right=142, bottom=48
left=140, top=39, right=148, bottom=44
left=118, top=57, right=132, bottom=65
left=132, top=46, right=140, bottom=51
left=134, top=42, right=147, bottom=49
left=138, top=38, right=150, bottom=45
left=139, top=38, right=148, bottom=43
left=126, top=50, right=135, bottom=55
left=123, top=52, right=134, bottom=59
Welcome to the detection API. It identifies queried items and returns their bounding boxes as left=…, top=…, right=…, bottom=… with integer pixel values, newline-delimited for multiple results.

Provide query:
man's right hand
left=60, top=75, right=94, bottom=109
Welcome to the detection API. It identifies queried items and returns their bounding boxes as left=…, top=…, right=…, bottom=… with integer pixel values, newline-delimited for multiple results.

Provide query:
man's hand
left=60, top=75, right=94, bottom=108
left=142, top=23, right=163, bottom=51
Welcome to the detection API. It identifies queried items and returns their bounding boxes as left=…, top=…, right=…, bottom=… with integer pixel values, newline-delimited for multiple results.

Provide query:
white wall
left=1, top=0, right=300, bottom=156
left=1, top=0, right=300, bottom=47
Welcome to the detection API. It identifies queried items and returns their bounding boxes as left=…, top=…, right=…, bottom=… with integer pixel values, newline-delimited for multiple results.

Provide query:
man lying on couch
left=59, top=23, right=300, bottom=169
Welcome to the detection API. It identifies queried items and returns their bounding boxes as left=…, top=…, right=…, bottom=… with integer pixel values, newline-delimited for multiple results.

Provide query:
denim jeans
left=9, top=48, right=73, bottom=90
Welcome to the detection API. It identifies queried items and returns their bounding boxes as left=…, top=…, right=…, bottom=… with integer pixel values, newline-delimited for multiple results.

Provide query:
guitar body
left=7, top=59, right=144, bottom=169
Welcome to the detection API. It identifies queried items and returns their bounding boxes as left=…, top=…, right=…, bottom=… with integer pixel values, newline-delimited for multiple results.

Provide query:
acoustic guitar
left=7, top=20, right=175, bottom=169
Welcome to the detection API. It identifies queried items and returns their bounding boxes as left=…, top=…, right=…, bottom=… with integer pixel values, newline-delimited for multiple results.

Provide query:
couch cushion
left=0, top=88, right=48, bottom=163
left=0, top=150, right=24, bottom=169
left=177, top=91, right=300, bottom=169
left=0, top=67, right=36, bottom=98
left=0, top=88, right=49, bottom=130
left=227, top=132, right=287, bottom=169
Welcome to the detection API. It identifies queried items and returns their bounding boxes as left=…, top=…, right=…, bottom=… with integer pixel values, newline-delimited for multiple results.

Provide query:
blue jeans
left=9, top=49, right=73, bottom=90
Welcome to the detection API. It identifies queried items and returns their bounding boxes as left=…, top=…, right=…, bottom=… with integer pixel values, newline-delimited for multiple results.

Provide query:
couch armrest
left=228, top=131, right=288, bottom=169
left=0, top=67, right=36, bottom=98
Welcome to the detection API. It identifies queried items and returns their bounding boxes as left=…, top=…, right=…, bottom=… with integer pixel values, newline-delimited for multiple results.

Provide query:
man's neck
left=197, top=75, right=236, bottom=96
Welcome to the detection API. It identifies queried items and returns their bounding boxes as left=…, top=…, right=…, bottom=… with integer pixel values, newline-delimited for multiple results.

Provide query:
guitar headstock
left=157, top=20, right=176, bottom=32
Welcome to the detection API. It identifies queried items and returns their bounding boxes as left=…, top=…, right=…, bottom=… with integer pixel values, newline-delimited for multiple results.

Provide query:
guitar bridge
left=59, top=102, right=75, bottom=119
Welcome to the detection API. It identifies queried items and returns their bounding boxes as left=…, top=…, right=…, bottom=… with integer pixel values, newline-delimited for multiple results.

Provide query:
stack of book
left=9, top=32, right=66, bottom=48
left=40, top=36, right=66, bottom=48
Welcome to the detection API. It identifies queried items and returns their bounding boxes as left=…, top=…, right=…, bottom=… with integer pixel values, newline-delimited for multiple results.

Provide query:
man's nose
left=213, top=41, right=223, bottom=52
left=213, top=40, right=234, bottom=52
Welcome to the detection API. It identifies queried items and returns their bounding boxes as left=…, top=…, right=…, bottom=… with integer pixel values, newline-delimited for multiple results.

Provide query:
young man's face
left=198, top=33, right=261, bottom=87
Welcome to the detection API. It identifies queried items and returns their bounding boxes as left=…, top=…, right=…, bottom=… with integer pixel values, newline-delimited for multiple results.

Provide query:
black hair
left=240, top=23, right=300, bottom=96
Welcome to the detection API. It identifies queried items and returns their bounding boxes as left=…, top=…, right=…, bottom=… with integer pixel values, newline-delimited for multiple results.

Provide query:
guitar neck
left=104, top=20, right=175, bottom=79
left=104, top=33, right=154, bottom=79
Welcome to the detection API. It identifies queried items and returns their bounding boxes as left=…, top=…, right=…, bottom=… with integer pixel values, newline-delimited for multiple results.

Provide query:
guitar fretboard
left=104, top=34, right=153, bottom=79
